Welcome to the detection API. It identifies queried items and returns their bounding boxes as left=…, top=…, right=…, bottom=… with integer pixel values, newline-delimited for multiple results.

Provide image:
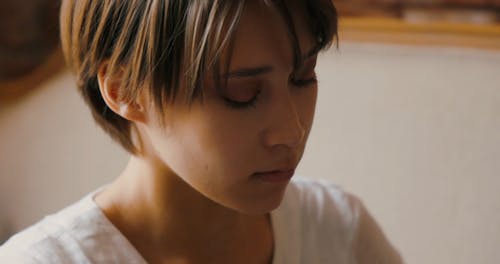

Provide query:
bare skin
left=95, top=157, right=274, bottom=263
left=94, top=1, right=317, bottom=263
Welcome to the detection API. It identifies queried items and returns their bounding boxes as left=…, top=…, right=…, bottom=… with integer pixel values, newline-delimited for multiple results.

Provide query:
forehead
left=226, top=1, right=316, bottom=71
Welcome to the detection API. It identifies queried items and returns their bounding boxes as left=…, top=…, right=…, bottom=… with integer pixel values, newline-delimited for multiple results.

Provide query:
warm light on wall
left=335, top=0, right=500, bottom=50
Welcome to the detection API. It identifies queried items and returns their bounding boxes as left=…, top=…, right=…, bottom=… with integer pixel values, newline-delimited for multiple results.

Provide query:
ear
left=97, top=62, right=147, bottom=123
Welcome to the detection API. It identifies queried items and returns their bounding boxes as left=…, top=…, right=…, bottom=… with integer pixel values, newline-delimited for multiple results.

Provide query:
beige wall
left=0, top=73, right=129, bottom=238
left=1, top=43, right=499, bottom=263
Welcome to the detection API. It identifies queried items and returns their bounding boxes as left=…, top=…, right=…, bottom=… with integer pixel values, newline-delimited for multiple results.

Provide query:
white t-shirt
left=0, top=177, right=404, bottom=263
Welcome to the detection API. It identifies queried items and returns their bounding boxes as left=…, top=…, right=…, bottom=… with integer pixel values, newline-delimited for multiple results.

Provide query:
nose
left=262, top=94, right=306, bottom=149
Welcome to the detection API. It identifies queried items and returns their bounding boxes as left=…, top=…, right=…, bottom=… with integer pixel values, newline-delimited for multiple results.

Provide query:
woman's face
left=142, top=2, right=319, bottom=215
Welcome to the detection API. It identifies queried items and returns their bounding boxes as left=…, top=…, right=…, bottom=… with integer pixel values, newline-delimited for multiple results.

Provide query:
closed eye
left=222, top=91, right=261, bottom=109
left=290, top=76, right=317, bottom=87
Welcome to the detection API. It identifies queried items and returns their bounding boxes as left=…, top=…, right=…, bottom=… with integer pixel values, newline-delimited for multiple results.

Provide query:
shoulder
left=285, top=177, right=404, bottom=263
left=286, top=177, right=360, bottom=239
left=0, top=192, right=120, bottom=263
left=287, top=177, right=360, bottom=222
left=348, top=193, right=405, bottom=263
left=275, top=177, right=360, bottom=262
left=0, top=218, right=65, bottom=263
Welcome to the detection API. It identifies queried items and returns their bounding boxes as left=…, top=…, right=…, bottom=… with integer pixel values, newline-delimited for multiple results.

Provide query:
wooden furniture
left=335, top=1, right=500, bottom=50
left=339, top=17, right=500, bottom=50
left=0, top=0, right=61, bottom=103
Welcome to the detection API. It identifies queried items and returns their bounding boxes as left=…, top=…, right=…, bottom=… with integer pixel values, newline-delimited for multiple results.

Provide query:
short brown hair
left=60, top=0, right=338, bottom=154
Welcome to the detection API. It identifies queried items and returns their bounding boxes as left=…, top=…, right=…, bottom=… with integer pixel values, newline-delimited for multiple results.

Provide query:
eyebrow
left=224, top=46, right=320, bottom=79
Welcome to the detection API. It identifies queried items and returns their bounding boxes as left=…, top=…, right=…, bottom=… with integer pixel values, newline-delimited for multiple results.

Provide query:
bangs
left=269, top=0, right=338, bottom=70
left=213, top=0, right=338, bottom=97
left=304, top=0, right=339, bottom=52
left=154, top=0, right=338, bottom=108
left=60, top=0, right=337, bottom=154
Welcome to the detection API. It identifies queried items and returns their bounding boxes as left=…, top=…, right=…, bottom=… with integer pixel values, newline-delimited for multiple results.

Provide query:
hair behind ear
left=84, top=75, right=138, bottom=154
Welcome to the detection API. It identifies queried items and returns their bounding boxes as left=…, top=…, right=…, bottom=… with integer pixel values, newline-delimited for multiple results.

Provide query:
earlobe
left=118, top=102, right=146, bottom=123
left=97, top=62, right=147, bottom=123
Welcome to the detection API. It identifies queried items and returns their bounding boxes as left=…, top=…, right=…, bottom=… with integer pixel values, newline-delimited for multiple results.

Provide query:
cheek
left=168, top=105, right=258, bottom=180
left=295, top=86, right=318, bottom=136
left=196, top=108, right=259, bottom=171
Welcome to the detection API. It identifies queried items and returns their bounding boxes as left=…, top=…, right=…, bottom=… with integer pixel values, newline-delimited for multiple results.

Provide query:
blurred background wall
left=1, top=1, right=500, bottom=263
left=1, top=42, right=499, bottom=264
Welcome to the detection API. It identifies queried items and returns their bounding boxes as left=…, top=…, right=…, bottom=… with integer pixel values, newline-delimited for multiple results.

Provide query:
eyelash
left=223, top=77, right=317, bottom=109
left=223, top=90, right=261, bottom=109
left=291, top=76, right=318, bottom=87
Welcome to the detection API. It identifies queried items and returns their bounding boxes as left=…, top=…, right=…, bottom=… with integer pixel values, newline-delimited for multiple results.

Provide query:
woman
left=0, top=0, right=403, bottom=263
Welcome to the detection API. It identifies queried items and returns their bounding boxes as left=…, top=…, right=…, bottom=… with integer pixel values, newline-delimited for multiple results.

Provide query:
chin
left=236, top=183, right=289, bottom=215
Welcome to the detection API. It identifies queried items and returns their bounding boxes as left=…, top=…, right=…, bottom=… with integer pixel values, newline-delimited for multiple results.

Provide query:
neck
left=94, top=156, right=273, bottom=261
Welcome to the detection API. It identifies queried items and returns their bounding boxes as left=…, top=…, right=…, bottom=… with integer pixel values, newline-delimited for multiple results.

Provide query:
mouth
left=252, top=169, right=295, bottom=183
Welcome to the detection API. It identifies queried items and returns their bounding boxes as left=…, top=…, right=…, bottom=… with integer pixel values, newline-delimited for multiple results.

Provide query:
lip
left=252, top=169, right=295, bottom=183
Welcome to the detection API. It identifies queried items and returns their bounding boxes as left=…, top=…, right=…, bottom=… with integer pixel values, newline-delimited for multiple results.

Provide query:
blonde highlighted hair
left=60, top=0, right=337, bottom=154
